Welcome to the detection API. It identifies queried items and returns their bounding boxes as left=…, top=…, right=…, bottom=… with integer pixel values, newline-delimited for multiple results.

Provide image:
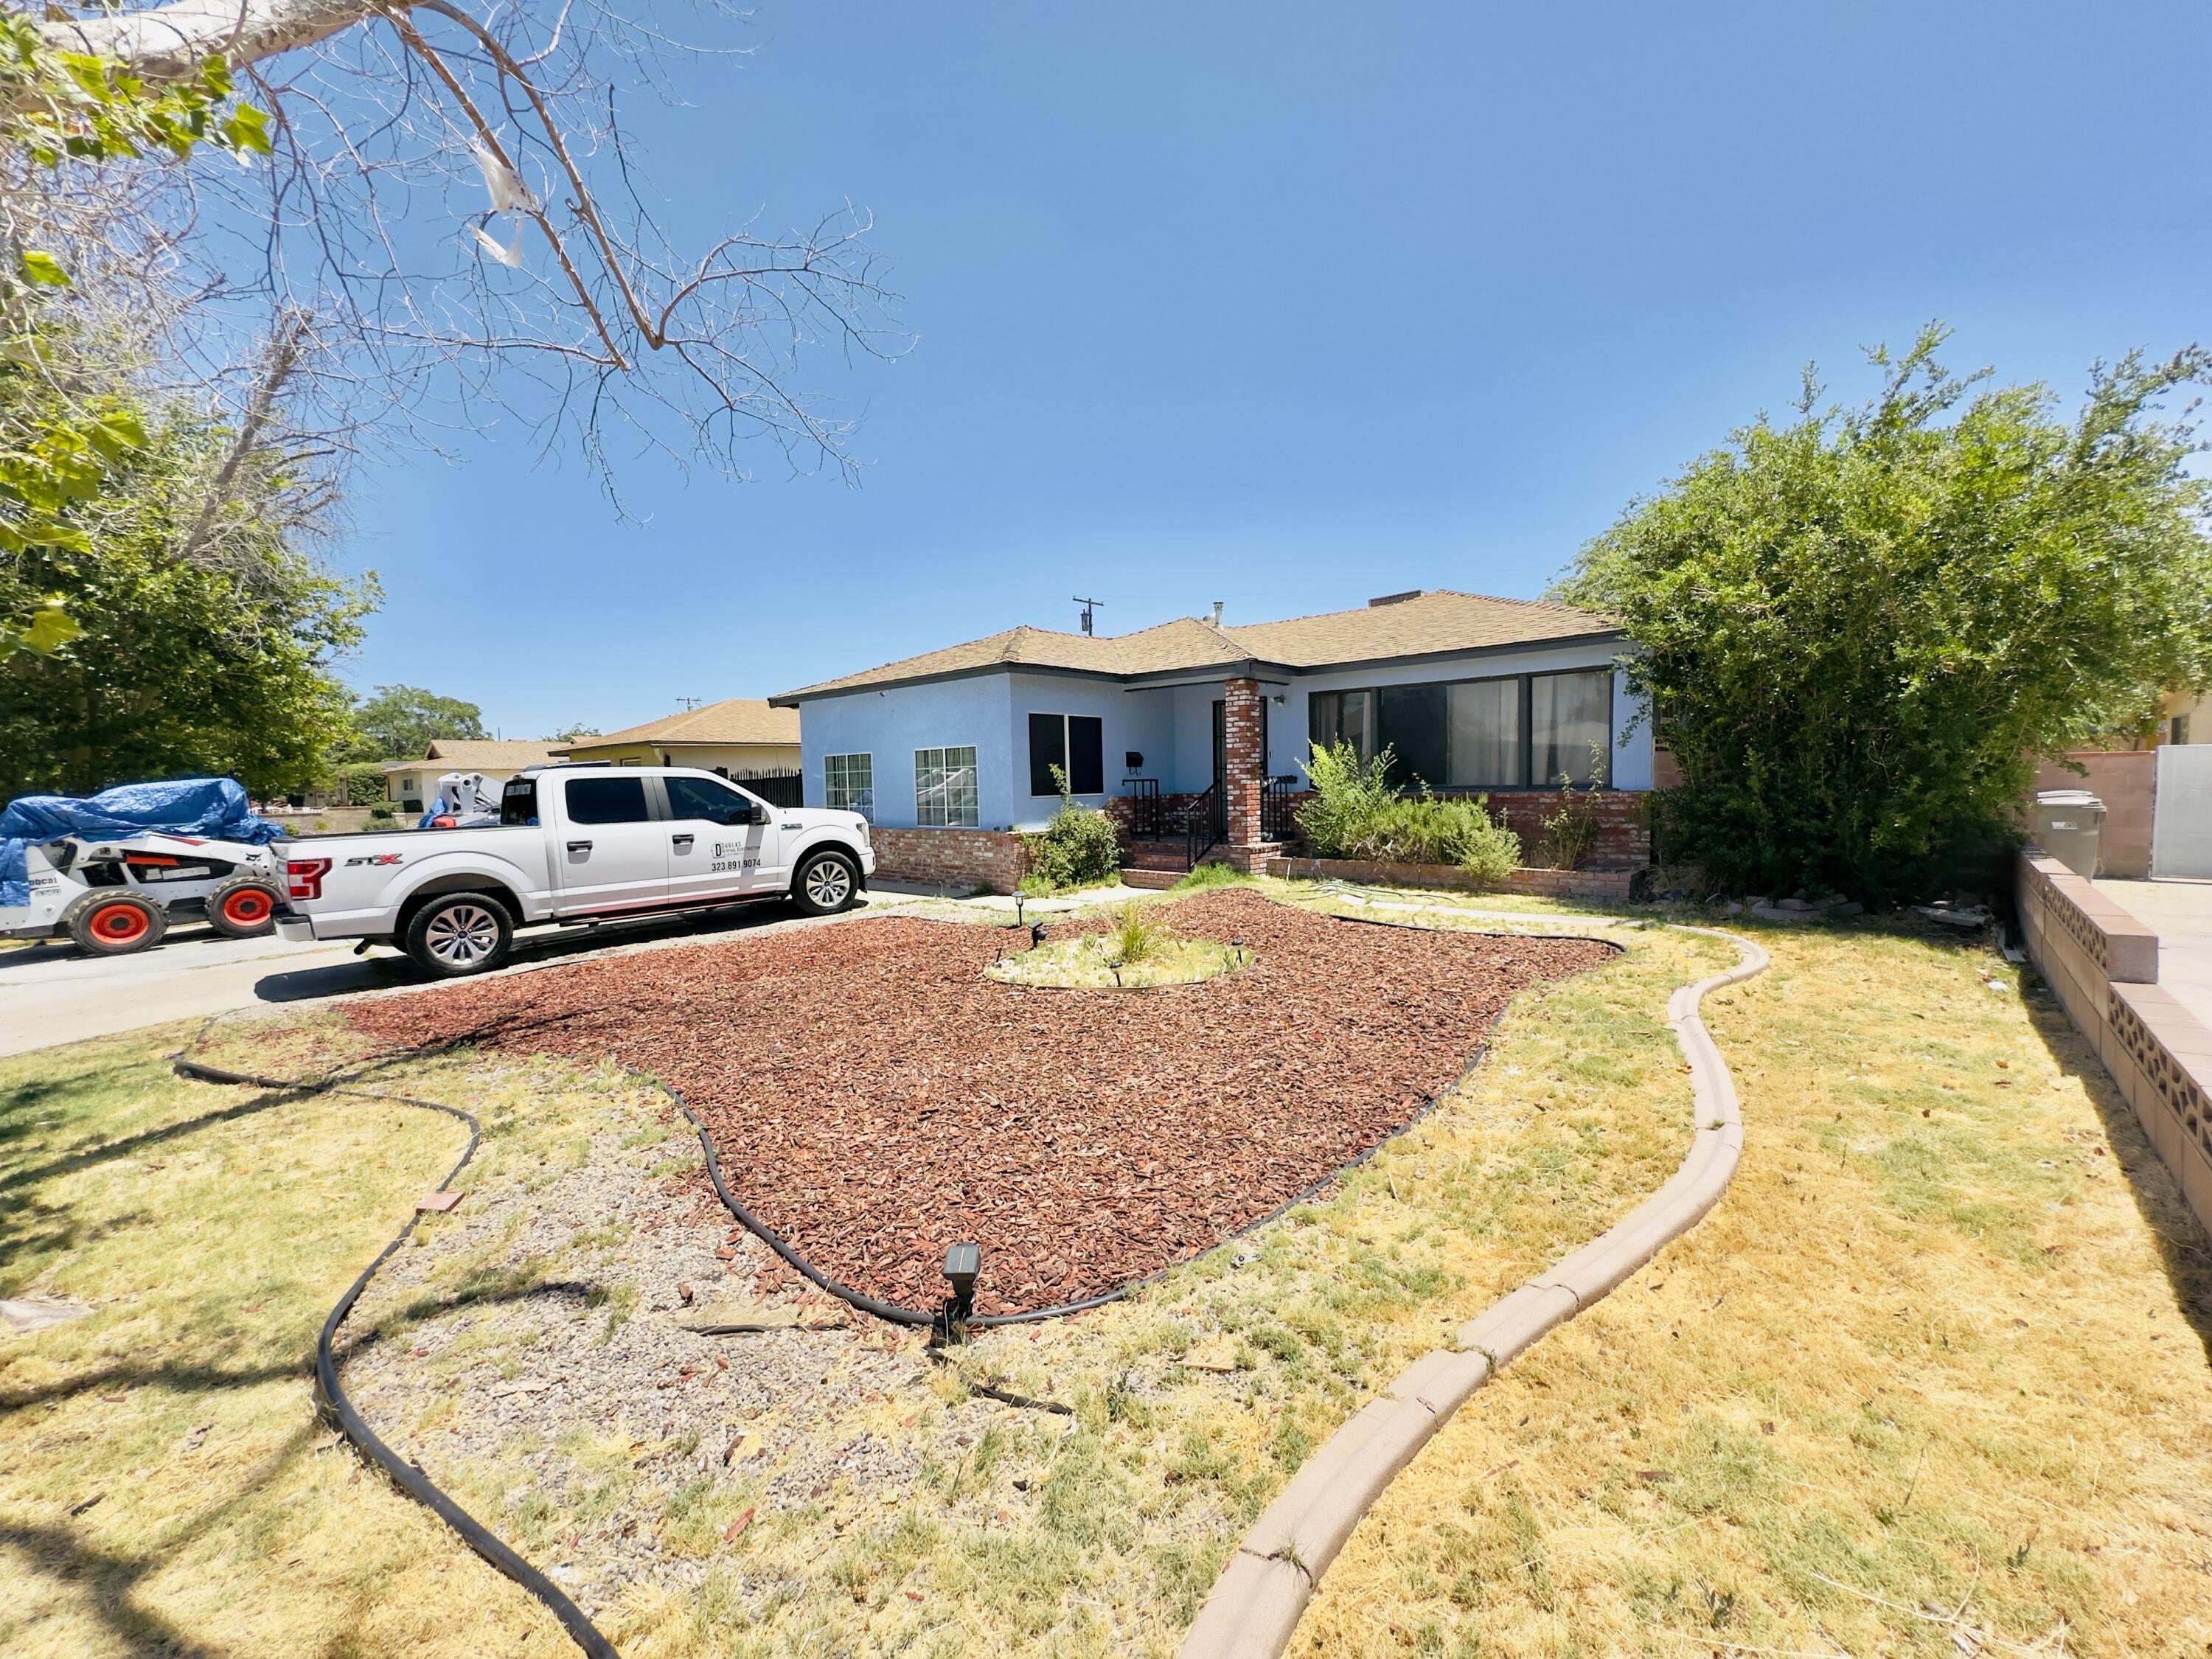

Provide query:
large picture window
left=1026, top=713, right=1104, bottom=796
left=914, top=746, right=979, bottom=827
left=1307, top=668, right=1610, bottom=789
left=823, top=752, right=874, bottom=821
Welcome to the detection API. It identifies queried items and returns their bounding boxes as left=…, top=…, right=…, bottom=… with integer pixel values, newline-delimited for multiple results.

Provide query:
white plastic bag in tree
left=471, top=138, right=538, bottom=215
left=470, top=222, right=524, bottom=268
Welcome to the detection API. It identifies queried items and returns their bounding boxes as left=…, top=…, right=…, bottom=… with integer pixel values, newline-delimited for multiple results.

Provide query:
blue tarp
left=0, top=779, right=286, bottom=908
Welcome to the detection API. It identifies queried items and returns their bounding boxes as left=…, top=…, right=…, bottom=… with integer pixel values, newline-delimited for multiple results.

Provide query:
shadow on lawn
left=0, top=1279, right=598, bottom=1414
left=2014, top=971, right=2212, bottom=1363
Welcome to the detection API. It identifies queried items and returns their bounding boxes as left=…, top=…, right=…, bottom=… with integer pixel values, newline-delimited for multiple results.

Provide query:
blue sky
left=339, top=1, right=2212, bottom=739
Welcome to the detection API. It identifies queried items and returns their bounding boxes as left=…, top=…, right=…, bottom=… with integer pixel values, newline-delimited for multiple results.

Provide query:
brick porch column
left=1222, top=675, right=1268, bottom=860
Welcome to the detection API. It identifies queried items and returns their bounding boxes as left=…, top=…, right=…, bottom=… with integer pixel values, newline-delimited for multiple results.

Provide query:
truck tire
left=205, top=874, right=282, bottom=939
left=403, top=891, right=515, bottom=978
left=791, top=849, right=859, bottom=917
left=65, top=891, right=169, bottom=956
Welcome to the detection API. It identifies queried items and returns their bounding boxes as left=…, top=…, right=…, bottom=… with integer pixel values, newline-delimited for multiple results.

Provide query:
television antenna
left=1072, top=596, right=1105, bottom=637
left=675, top=696, right=703, bottom=711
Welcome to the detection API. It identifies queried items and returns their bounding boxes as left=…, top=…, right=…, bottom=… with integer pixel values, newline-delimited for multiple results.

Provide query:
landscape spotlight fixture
left=936, top=1241, right=981, bottom=1346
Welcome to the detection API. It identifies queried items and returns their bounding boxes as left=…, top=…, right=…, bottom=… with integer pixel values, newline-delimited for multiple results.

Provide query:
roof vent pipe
left=1210, top=601, right=1223, bottom=627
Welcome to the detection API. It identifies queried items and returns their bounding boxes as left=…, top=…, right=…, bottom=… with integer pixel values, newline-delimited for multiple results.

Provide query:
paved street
left=0, top=888, right=946, bottom=1060
left=2094, top=876, right=2212, bottom=1030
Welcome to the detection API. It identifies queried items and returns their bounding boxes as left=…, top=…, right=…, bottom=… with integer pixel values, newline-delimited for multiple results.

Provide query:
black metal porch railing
left=1262, top=773, right=1301, bottom=842
left=1184, top=782, right=1220, bottom=869
left=1123, top=777, right=1163, bottom=839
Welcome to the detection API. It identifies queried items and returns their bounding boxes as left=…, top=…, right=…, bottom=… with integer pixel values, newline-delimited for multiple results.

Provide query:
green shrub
left=1533, top=745, right=1605, bottom=870
left=1172, top=860, right=1251, bottom=892
left=1107, top=900, right=1164, bottom=964
left=330, top=759, right=389, bottom=807
left=1018, top=765, right=1123, bottom=894
left=1295, top=741, right=1520, bottom=877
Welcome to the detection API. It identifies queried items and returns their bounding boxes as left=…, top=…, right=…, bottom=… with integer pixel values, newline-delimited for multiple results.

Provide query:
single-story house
left=771, top=589, right=1654, bottom=889
left=383, top=739, right=566, bottom=812
left=552, top=699, right=801, bottom=777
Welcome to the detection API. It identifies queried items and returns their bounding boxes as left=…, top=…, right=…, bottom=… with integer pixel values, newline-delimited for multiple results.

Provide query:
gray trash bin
left=2032, top=789, right=2105, bottom=878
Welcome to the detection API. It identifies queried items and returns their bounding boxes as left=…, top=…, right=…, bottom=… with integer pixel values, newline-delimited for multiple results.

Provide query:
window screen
left=1378, top=684, right=1448, bottom=790
left=1531, top=671, right=1611, bottom=786
left=915, top=747, right=979, bottom=827
left=563, top=775, right=651, bottom=824
left=1027, top=714, right=1103, bottom=796
left=824, top=753, right=874, bottom=820
left=1447, top=678, right=1522, bottom=788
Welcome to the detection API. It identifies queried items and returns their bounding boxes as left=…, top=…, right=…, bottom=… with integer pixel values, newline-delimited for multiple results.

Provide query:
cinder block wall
left=2017, top=849, right=2211, bottom=1239
left=867, top=829, right=1029, bottom=894
left=2032, top=751, right=2156, bottom=878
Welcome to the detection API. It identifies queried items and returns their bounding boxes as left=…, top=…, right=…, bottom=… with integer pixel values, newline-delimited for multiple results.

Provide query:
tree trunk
left=39, top=0, right=392, bottom=86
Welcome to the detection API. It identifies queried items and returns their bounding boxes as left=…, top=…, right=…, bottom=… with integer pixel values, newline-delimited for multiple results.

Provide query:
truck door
left=661, top=773, right=782, bottom=902
left=552, top=774, right=668, bottom=913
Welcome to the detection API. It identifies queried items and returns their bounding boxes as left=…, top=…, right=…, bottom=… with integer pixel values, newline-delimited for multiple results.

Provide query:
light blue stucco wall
left=794, top=641, right=1651, bottom=828
left=1004, top=672, right=1176, bottom=830
left=797, top=676, right=1015, bottom=830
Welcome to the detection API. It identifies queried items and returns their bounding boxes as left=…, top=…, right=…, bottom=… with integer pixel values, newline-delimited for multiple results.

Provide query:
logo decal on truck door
left=344, top=853, right=403, bottom=867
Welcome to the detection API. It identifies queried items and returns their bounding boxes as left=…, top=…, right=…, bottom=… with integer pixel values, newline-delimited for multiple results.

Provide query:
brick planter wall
left=2017, top=848, right=2211, bottom=1241
left=1265, top=855, right=1636, bottom=902
left=868, top=828, right=1029, bottom=894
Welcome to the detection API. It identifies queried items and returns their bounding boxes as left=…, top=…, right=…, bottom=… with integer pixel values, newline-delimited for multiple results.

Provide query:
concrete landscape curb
left=1175, top=924, right=1769, bottom=1659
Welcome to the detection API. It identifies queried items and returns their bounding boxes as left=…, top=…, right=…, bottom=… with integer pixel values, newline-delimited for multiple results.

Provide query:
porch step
left=1119, top=838, right=1194, bottom=872
left=1119, top=866, right=1185, bottom=890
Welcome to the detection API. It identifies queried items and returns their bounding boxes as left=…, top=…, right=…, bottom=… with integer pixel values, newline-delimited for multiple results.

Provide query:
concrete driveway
left=2093, top=876, right=2212, bottom=1029
left=0, top=890, right=942, bottom=1061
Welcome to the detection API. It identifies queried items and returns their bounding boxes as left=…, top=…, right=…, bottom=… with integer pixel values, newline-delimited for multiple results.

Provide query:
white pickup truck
left=275, top=765, right=874, bottom=977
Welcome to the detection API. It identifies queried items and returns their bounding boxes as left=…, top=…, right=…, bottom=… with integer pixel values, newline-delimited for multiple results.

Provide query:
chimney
left=1210, top=601, right=1223, bottom=627
left=1368, top=589, right=1423, bottom=608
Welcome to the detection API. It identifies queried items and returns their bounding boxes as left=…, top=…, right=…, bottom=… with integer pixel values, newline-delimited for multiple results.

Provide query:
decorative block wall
left=2017, top=849, right=2211, bottom=1240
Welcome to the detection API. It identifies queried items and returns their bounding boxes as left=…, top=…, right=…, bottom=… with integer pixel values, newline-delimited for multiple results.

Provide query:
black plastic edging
left=172, top=1037, right=620, bottom=1659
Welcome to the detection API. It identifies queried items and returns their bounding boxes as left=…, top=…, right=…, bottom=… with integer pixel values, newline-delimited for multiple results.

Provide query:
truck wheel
left=65, top=891, right=169, bottom=956
left=404, top=891, right=514, bottom=978
left=791, top=849, right=859, bottom=916
left=205, top=874, right=282, bottom=939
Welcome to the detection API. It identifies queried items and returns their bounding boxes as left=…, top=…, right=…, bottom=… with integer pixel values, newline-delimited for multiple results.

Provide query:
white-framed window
left=914, top=745, right=979, bottom=827
left=824, top=752, right=875, bottom=821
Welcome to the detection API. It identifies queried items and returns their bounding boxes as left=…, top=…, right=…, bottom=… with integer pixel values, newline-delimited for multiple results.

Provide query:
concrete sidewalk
left=2092, top=876, right=2212, bottom=1029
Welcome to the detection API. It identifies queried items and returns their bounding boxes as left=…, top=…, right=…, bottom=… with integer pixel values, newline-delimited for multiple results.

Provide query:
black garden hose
left=172, top=1033, right=621, bottom=1659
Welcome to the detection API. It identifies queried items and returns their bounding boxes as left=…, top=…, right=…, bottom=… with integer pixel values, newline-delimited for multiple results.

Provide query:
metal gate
left=2152, top=744, right=2212, bottom=878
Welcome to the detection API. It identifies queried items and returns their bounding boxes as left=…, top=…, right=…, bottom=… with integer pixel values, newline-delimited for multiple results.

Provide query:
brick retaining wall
left=2017, top=848, right=2211, bottom=1240
left=867, top=828, right=1029, bottom=894
left=1265, top=855, right=1636, bottom=902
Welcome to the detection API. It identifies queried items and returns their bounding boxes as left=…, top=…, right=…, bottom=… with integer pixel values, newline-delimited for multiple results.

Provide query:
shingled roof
left=772, top=591, right=1616, bottom=702
left=383, top=739, right=566, bottom=772
left=552, top=698, right=799, bottom=753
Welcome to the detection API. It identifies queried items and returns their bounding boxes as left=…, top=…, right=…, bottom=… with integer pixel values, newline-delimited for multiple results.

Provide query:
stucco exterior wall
left=1004, top=672, right=1177, bottom=830
left=797, top=676, right=1015, bottom=830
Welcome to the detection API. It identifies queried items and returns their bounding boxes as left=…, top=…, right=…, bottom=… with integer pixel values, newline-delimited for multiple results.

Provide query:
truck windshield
left=499, top=778, right=538, bottom=826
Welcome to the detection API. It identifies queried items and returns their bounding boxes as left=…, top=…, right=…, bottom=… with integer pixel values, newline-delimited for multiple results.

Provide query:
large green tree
left=350, top=685, right=487, bottom=759
left=0, top=380, right=373, bottom=799
left=1558, top=327, right=2212, bottom=901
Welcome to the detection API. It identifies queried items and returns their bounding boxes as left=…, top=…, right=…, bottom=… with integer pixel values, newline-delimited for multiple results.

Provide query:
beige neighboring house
left=384, top=739, right=566, bottom=810
left=551, top=698, right=801, bottom=776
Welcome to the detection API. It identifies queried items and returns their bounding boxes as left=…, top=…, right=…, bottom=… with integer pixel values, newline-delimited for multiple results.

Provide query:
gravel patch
left=345, top=890, right=1614, bottom=1316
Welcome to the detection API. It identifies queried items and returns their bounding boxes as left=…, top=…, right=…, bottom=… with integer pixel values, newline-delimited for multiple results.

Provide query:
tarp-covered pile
left=1, top=779, right=286, bottom=908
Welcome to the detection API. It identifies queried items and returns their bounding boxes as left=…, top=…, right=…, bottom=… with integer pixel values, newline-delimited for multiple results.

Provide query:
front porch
left=1107, top=677, right=1295, bottom=883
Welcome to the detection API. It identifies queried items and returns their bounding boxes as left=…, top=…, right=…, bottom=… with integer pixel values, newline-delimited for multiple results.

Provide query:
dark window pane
left=1531, top=671, right=1611, bottom=786
left=1447, top=678, right=1522, bottom=787
left=1028, top=712, right=1067, bottom=796
left=1068, top=716, right=1104, bottom=795
left=665, top=773, right=752, bottom=824
left=1308, top=690, right=1374, bottom=761
left=499, top=777, right=538, bottom=826
left=1379, top=684, right=1448, bottom=790
left=563, top=776, right=650, bottom=824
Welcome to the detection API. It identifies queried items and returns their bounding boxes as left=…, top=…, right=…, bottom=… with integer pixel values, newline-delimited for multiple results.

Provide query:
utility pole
left=676, top=696, right=703, bottom=711
left=1072, top=596, right=1105, bottom=637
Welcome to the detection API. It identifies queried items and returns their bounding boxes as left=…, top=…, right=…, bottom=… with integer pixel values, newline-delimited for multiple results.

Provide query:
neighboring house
left=771, top=589, right=1654, bottom=889
left=384, top=740, right=566, bottom=812
left=551, top=699, right=801, bottom=776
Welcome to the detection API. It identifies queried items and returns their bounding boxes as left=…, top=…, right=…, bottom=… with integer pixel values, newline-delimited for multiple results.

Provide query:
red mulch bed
left=343, top=891, right=1614, bottom=1315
